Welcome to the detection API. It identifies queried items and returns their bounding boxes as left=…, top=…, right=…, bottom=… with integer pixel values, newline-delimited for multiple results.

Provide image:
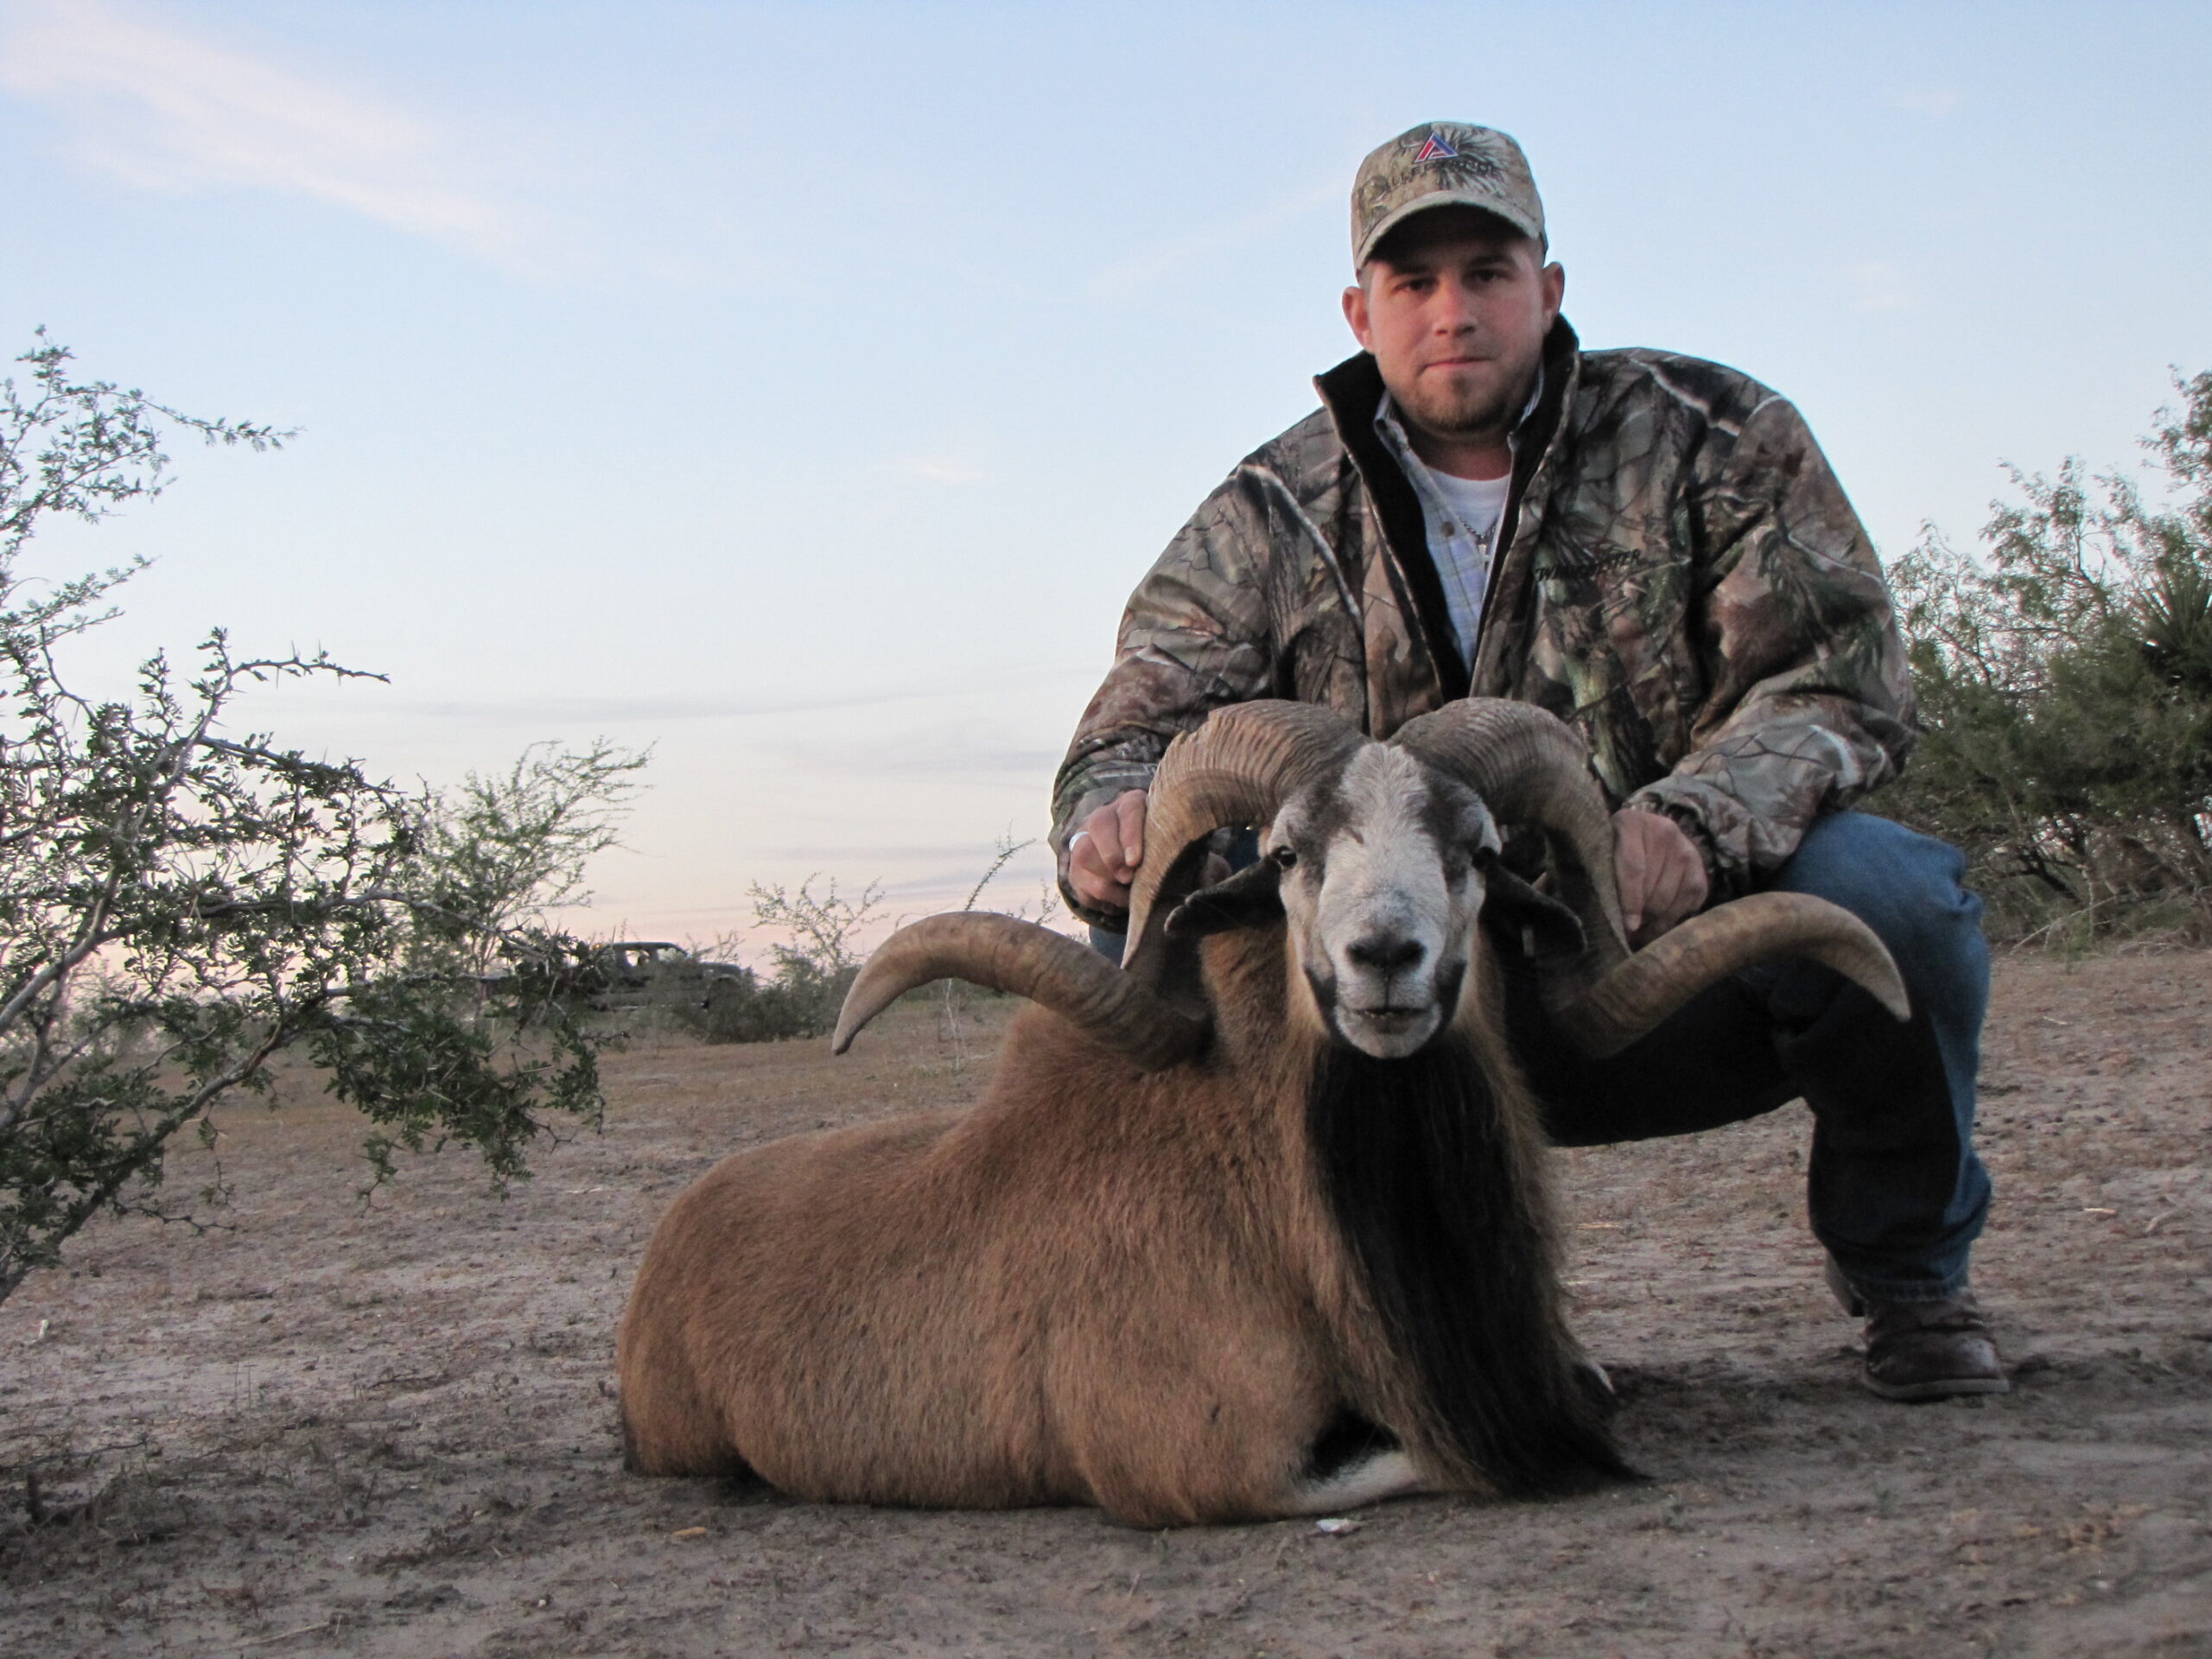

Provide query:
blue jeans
left=1509, top=811, right=1992, bottom=1303
left=1097, top=811, right=1993, bottom=1301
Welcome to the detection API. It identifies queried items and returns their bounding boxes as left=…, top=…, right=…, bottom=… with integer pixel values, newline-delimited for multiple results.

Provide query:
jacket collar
left=1313, top=316, right=1580, bottom=703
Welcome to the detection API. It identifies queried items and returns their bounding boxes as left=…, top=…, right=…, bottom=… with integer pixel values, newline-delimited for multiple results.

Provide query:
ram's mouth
left=1341, top=1005, right=1428, bottom=1037
left=1331, top=1001, right=1441, bottom=1060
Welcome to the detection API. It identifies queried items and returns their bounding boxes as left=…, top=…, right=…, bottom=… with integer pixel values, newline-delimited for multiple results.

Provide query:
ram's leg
left=616, top=1358, right=752, bottom=1478
left=1278, top=1410, right=1429, bottom=1515
left=1168, top=1398, right=1433, bottom=1521
left=1062, top=1308, right=1434, bottom=1525
left=615, top=1285, right=753, bottom=1478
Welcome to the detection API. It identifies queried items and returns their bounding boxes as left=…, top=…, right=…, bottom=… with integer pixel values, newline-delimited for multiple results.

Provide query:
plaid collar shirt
left=1372, top=372, right=1542, bottom=669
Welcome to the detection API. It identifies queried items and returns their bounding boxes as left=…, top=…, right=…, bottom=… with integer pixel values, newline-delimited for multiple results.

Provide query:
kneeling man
left=1051, top=122, right=2005, bottom=1402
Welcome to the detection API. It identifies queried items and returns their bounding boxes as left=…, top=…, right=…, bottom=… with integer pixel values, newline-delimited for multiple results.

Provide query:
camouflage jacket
left=1050, top=319, right=1916, bottom=927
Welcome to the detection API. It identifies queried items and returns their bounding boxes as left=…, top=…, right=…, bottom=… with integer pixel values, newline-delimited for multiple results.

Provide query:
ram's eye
left=1270, top=845, right=1299, bottom=870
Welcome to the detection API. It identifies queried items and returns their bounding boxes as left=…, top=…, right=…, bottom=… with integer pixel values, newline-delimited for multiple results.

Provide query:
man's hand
left=1613, top=807, right=1709, bottom=947
left=1069, top=790, right=1147, bottom=912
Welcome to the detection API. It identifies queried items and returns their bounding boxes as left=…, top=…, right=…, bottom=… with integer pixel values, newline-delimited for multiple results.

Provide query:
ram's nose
left=1345, top=933, right=1426, bottom=974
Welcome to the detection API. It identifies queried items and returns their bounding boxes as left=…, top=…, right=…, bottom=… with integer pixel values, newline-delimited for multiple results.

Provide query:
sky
left=3, top=0, right=2208, bottom=957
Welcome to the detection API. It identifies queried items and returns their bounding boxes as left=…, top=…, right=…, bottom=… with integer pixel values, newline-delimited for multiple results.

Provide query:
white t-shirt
left=1428, top=469, right=1510, bottom=551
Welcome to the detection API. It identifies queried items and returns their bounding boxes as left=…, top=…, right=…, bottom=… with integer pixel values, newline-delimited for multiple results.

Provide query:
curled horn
left=834, top=702, right=1357, bottom=1071
left=1122, top=702, right=1366, bottom=965
left=1553, top=891, right=1911, bottom=1058
left=833, top=912, right=1205, bottom=1072
left=1392, top=698, right=1910, bottom=1055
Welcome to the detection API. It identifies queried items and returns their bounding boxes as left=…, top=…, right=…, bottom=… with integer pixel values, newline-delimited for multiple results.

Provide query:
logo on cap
left=1413, top=130, right=1459, bottom=164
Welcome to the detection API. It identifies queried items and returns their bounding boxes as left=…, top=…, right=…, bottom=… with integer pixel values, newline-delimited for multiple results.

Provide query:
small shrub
left=1886, top=370, right=2212, bottom=942
left=0, top=334, right=631, bottom=1302
left=674, top=878, right=879, bottom=1044
left=682, top=961, right=858, bottom=1045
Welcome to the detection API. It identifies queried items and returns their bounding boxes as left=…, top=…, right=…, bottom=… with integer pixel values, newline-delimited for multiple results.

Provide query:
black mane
left=1307, top=1038, right=1634, bottom=1495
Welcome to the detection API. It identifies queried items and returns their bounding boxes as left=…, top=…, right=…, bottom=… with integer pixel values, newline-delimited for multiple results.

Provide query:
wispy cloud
left=1844, top=259, right=1915, bottom=314
left=0, top=0, right=537, bottom=266
left=387, top=669, right=1097, bottom=727
left=768, top=726, right=1061, bottom=779
left=1087, top=181, right=1338, bottom=302
left=752, top=842, right=1043, bottom=861
left=889, top=454, right=988, bottom=486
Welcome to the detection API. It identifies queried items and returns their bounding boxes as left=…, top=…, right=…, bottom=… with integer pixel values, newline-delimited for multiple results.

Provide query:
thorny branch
left=0, top=334, right=636, bottom=1303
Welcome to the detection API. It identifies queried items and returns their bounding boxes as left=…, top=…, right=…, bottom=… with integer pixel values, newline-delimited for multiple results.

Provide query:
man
left=1049, top=122, right=2005, bottom=1402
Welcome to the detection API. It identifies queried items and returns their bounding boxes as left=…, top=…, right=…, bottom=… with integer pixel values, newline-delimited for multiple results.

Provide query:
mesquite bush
left=1886, top=372, right=2212, bottom=942
left=0, top=334, right=640, bottom=1303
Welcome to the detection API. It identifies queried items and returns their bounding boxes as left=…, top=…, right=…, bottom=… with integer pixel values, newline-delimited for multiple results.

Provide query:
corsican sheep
left=616, top=698, right=1906, bottom=1525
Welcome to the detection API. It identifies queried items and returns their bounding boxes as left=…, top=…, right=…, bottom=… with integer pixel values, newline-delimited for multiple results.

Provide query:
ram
left=616, top=699, right=1906, bottom=1525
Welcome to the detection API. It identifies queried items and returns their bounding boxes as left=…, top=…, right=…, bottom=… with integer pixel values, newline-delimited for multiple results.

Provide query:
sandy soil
left=3, top=952, right=2209, bottom=1658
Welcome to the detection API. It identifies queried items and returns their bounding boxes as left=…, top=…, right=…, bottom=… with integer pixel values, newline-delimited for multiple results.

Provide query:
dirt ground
left=3, top=950, right=2209, bottom=1658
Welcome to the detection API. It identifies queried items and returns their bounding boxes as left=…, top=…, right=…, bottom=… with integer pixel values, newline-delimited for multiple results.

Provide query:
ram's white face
left=1268, top=746, right=1501, bottom=1059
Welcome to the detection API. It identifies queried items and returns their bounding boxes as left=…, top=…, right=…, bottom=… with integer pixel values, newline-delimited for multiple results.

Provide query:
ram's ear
left=1164, top=857, right=1284, bottom=938
left=1481, top=864, right=1587, bottom=962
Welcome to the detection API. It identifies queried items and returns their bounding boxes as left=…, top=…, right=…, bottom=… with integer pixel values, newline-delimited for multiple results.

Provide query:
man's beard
left=1390, top=353, right=1539, bottom=446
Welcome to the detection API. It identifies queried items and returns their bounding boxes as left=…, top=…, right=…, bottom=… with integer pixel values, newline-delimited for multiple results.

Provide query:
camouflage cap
left=1351, top=122, right=1545, bottom=267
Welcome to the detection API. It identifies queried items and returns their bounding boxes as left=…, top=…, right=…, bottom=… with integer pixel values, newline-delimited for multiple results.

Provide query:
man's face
left=1342, top=208, right=1565, bottom=448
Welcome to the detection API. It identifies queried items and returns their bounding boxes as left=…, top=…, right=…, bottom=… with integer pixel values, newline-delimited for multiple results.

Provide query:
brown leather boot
left=1826, top=1258, right=2011, bottom=1402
